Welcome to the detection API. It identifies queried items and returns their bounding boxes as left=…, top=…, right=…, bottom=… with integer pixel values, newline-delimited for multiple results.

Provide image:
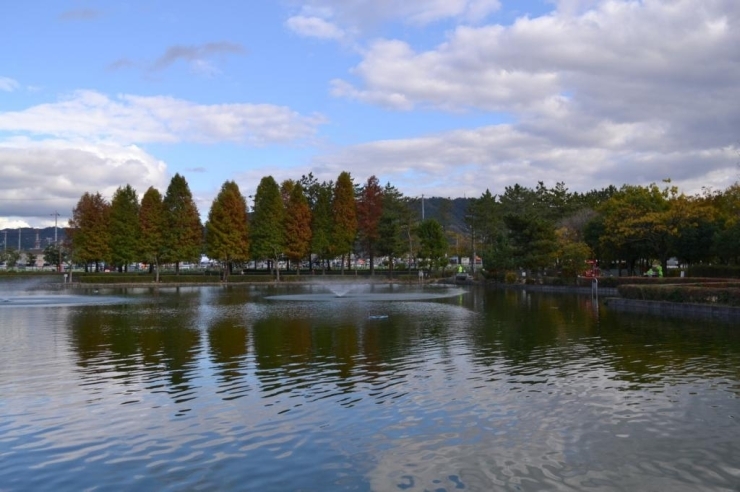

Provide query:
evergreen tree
left=284, top=182, right=312, bottom=274
left=109, top=184, right=141, bottom=272
left=42, top=242, right=68, bottom=271
left=205, top=180, right=250, bottom=281
left=250, top=176, right=285, bottom=280
left=139, top=187, right=166, bottom=282
left=332, top=171, right=357, bottom=274
left=3, top=248, right=21, bottom=269
left=68, top=192, right=111, bottom=272
left=162, top=174, right=202, bottom=274
left=504, top=213, right=558, bottom=272
left=467, top=189, right=504, bottom=272
left=416, top=218, right=448, bottom=272
left=376, top=183, right=406, bottom=276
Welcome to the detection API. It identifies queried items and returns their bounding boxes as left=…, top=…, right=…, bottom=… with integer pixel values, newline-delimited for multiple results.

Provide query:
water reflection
left=68, top=290, right=203, bottom=412
left=1, top=285, right=738, bottom=491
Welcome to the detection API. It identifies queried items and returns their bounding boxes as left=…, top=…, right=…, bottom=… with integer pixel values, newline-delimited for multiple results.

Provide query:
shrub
left=504, top=271, right=518, bottom=284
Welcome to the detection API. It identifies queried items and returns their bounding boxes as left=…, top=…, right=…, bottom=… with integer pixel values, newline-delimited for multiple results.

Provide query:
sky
left=1, top=0, right=739, bottom=229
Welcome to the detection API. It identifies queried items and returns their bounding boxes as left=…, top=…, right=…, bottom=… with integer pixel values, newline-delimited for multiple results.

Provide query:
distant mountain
left=410, top=196, right=474, bottom=235
left=0, top=227, right=65, bottom=251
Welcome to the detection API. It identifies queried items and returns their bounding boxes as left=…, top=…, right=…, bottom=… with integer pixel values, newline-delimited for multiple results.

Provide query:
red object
left=583, top=260, right=600, bottom=278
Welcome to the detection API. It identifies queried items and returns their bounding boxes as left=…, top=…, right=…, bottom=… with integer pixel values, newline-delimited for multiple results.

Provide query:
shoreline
left=26, top=278, right=740, bottom=321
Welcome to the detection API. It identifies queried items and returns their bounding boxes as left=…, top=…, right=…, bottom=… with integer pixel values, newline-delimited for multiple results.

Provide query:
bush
left=504, top=271, right=518, bottom=284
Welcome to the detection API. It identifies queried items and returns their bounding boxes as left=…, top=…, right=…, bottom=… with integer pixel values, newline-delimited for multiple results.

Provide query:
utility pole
left=421, top=194, right=425, bottom=221
left=51, top=211, right=61, bottom=272
left=51, top=211, right=59, bottom=244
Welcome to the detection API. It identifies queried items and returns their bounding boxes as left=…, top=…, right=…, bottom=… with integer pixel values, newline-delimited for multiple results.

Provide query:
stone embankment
left=604, top=298, right=740, bottom=322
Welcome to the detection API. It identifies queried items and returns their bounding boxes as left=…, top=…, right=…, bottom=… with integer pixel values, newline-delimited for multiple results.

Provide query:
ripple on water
left=2, top=287, right=740, bottom=490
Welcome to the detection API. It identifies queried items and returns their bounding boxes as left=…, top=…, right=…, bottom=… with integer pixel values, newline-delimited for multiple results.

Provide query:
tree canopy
left=162, top=173, right=202, bottom=273
left=357, top=175, right=383, bottom=274
left=109, top=184, right=140, bottom=272
left=332, top=171, right=357, bottom=273
left=68, top=192, right=111, bottom=272
left=65, top=172, right=740, bottom=281
left=139, top=186, right=166, bottom=281
left=283, top=182, right=312, bottom=273
left=250, top=176, right=285, bottom=279
left=205, top=180, right=250, bottom=279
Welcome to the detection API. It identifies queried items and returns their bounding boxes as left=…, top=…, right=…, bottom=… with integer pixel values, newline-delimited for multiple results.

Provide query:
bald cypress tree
left=205, top=180, right=250, bottom=281
left=163, top=174, right=202, bottom=274
left=332, top=171, right=357, bottom=274
left=284, top=182, right=312, bottom=274
left=310, top=181, right=333, bottom=273
left=139, top=186, right=166, bottom=282
left=109, top=184, right=140, bottom=272
left=68, top=192, right=111, bottom=272
left=357, top=175, right=383, bottom=275
left=250, top=176, right=285, bottom=280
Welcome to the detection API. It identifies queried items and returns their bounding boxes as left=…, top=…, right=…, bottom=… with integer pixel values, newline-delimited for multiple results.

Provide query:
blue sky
left=1, top=0, right=738, bottom=227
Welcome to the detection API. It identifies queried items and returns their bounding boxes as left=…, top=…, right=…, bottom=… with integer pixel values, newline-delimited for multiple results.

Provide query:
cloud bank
left=0, top=91, right=326, bottom=226
left=316, top=0, right=740, bottom=197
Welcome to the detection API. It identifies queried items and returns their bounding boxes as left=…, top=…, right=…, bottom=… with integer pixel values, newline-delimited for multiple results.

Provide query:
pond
left=0, top=282, right=738, bottom=491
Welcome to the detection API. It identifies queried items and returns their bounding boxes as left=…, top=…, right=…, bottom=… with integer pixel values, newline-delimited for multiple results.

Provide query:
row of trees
left=66, top=170, right=740, bottom=282
left=66, top=172, right=451, bottom=280
left=465, top=180, right=740, bottom=279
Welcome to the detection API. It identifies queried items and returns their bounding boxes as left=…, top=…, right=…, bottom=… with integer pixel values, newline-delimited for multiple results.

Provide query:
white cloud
left=0, top=76, right=20, bottom=92
left=334, top=1, right=740, bottom=117
left=310, top=125, right=739, bottom=199
left=286, top=16, right=345, bottom=39
left=286, top=0, right=501, bottom=38
left=0, top=140, right=168, bottom=226
left=332, top=36, right=560, bottom=111
left=324, top=0, right=740, bottom=195
left=0, top=91, right=326, bottom=226
left=405, top=0, right=502, bottom=25
left=0, top=90, right=327, bottom=145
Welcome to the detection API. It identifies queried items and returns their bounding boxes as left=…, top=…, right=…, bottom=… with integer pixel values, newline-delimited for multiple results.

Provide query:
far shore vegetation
left=2, top=173, right=740, bottom=305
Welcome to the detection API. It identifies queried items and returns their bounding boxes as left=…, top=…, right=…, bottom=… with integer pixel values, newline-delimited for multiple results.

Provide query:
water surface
left=1, top=284, right=738, bottom=491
